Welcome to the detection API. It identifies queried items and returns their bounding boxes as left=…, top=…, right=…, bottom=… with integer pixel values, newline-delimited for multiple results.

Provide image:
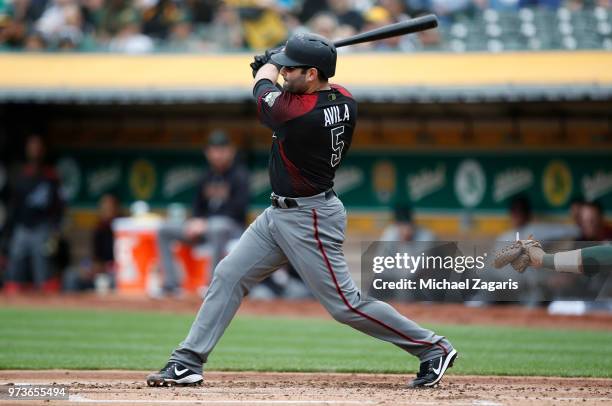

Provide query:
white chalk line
left=65, top=395, right=612, bottom=406
left=69, top=395, right=376, bottom=404
left=425, top=399, right=611, bottom=406
left=68, top=398, right=490, bottom=406
left=523, top=397, right=612, bottom=402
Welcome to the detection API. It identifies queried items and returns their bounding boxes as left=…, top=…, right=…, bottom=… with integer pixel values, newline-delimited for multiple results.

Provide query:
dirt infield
left=2, top=293, right=612, bottom=330
left=1, top=370, right=611, bottom=406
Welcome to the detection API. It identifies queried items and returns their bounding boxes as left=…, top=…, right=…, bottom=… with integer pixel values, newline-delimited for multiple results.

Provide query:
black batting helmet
left=271, top=32, right=337, bottom=79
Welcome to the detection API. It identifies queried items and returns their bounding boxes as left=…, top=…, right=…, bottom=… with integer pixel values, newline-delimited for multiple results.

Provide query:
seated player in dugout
left=576, top=200, right=612, bottom=242
left=156, top=131, right=250, bottom=296
left=147, top=33, right=457, bottom=389
left=62, top=193, right=122, bottom=292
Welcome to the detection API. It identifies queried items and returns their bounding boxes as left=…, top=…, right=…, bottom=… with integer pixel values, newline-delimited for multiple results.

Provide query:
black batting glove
left=251, top=45, right=285, bottom=78
left=250, top=54, right=267, bottom=78
left=264, top=46, right=283, bottom=69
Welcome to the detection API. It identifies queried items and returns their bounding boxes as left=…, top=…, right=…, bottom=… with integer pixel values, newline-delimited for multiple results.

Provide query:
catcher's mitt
left=494, top=236, right=543, bottom=273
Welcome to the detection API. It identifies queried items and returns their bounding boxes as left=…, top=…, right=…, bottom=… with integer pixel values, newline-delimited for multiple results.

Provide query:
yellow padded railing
left=1, top=52, right=611, bottom=88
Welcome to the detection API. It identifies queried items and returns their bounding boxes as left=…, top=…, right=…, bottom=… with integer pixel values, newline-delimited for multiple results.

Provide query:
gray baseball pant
left=5, top=224, right=52, bottom=287
left=169, top=192, right=453, bottom=374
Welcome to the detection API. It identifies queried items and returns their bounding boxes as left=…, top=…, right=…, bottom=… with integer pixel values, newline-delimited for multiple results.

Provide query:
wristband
left=553, top=249, right=582, bottom=274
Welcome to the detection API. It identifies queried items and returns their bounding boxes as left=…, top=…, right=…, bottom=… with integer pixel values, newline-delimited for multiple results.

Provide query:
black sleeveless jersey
left=254, top=79, right=357, bottom=198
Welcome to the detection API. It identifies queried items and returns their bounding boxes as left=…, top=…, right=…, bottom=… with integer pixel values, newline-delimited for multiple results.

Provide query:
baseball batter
left=147, top=33, right=457, bottom=389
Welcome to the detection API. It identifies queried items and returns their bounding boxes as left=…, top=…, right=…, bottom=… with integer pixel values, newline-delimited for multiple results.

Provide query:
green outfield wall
left=57, top=148, right=612, bottom=213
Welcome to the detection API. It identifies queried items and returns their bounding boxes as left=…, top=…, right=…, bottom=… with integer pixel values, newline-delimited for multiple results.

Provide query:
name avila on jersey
left=323, top=104, right=350, bottom=127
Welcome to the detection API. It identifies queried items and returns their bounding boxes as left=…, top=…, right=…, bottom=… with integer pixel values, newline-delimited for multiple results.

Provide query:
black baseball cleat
left=146, top=362, right=203, bottom=387
left=408, top=348, right=458, bottom=388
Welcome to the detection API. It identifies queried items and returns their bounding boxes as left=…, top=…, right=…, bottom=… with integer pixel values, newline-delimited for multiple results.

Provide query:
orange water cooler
left=113, top=217, right=210, bottom=296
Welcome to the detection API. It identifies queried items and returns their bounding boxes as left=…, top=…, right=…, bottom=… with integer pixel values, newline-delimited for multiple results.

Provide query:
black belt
left=271, top=190, right=336, bottom=209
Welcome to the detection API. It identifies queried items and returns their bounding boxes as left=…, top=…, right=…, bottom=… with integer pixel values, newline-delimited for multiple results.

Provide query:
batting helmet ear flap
left=270, top=33, right=337, bottom=78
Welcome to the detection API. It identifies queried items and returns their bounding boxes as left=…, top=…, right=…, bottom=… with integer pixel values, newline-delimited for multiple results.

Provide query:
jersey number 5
left=330, top=126, right=344, bottom=167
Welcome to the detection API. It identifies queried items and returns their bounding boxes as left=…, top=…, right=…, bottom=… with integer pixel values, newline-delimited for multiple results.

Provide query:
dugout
left=1, top=52, right=612, bottom=242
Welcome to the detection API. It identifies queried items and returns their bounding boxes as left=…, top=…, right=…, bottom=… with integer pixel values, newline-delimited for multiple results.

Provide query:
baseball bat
left=333, top=14, right=438, bottom=48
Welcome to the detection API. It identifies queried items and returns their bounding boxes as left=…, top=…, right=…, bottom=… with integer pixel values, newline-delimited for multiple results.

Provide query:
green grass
left=0, top=307, right=611, bottom=377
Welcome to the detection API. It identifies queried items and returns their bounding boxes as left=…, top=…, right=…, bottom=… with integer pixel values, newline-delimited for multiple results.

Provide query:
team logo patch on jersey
left=264, top=91, right=280, bottom=107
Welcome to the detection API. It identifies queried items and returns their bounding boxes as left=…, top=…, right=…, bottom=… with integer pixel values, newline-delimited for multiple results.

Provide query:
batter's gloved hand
left=264, top=46, right=283, bottom=68
left=250, top=46, right=284, bottom=78
left=251, top=54, right=268, bottom=78
left=494, top=236, right=544, bottom=273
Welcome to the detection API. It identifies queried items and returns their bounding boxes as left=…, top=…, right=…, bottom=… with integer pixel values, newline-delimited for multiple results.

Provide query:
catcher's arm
left=495, top=240, right=612, bottom=276
left=542, top=245, right=612, bottom=275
